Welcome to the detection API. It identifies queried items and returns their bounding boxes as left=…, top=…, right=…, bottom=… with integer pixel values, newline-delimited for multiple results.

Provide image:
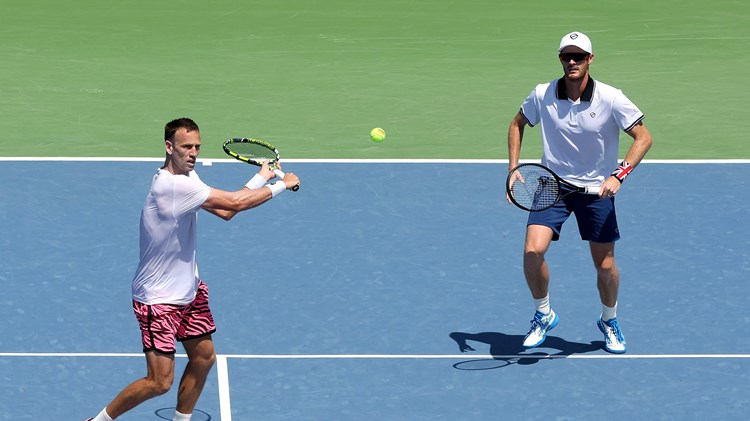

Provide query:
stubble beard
left=565, top=68, right=585, bottom=81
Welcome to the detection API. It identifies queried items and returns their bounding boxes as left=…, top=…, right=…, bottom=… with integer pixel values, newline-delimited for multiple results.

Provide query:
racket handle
left=583, top=186, right=601, bottom=195
left=272, top=169, right=300, bottom=192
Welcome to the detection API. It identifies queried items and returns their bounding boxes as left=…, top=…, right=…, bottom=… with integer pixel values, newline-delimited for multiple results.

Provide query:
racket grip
left=584, top=186, right=601, bottom=195
left=272, top=169, right=300, bottom=192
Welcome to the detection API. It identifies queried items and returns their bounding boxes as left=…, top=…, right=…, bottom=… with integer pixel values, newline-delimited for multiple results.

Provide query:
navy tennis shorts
left=527, top=189, right=620, bottom=242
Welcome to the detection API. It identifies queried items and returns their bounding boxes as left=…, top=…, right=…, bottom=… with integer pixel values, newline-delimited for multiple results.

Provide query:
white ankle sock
left=173, top=410, right=192, bottom=421
left=602, top=303, right=617, bottom=321
left=534, top=295, right=551, bottom=315
left=93, top=408, right=113, bottom=421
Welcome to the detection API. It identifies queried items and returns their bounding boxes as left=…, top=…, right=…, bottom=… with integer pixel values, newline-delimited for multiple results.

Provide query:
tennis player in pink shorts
left=86, top=118, right=299, bottom=421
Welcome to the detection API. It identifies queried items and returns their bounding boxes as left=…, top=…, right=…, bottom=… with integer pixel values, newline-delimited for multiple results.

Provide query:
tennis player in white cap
left=506, top=31, right=653, bottom=353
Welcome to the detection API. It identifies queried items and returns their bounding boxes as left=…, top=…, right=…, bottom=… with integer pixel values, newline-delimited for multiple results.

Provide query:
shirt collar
left=556, top=76, right=595, bottom=101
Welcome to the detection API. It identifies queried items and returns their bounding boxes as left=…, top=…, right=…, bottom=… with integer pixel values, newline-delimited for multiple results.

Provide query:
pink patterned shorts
left=133, top=281, right=216, bottom=354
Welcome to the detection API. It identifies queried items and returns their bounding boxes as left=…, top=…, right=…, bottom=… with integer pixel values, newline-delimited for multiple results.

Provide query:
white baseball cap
left=558, top=31, right=593, bottom=54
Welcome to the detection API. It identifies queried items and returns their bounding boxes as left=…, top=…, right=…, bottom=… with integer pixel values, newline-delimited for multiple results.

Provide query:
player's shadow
left=449, top=331, right=604, bottom=370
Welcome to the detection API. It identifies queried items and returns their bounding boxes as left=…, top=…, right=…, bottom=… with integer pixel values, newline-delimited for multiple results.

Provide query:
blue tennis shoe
left=523, top=310, right=559, bottom=348
left=597, top=316, right=626, bottom=354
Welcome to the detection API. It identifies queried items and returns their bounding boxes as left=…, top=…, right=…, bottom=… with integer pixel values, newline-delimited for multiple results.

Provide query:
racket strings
left=226, top=141, right=277, bottom=161
left=510, top=168, right=560, bottom=211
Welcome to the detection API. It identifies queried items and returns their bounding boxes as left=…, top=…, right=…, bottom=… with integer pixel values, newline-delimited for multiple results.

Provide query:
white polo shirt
left=520, top=77, right=644, bottom=187
left=131, top=169, right=211, bottom=305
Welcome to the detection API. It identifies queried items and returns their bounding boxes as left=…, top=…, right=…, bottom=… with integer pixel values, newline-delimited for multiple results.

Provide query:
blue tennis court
left=1, top=160, right=748, bottom=420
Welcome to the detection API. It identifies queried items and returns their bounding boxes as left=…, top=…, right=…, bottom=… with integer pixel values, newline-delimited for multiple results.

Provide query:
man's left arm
left=600, top=122, right=653, bottom=196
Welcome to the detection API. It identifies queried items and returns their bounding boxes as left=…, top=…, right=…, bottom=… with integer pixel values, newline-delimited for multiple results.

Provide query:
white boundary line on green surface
left=0, top=157, right=749, bottom=164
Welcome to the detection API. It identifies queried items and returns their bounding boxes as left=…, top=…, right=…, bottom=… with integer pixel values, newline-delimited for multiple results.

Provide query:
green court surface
left=0, top=0, right=747, bottom=159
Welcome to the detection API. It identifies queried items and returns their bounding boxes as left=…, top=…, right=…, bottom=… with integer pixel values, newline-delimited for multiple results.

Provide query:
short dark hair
left=164, top=118, right=200, bottom=141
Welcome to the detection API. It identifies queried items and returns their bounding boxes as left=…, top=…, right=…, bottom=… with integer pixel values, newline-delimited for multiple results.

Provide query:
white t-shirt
left=520, top=77, right=644, bottom=187
left=131, top=169, right=211, bottom=305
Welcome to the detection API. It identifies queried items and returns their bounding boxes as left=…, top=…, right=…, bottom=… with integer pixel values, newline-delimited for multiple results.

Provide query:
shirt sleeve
left=612, top=89, right=644, bottom=132
left=519, top=85, right=542, bottom=127
left=171, top=172, right=211, bottom=217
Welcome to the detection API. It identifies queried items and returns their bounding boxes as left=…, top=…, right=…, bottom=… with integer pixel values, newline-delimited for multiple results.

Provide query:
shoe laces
left=528, top=312, right=545, bottom=332
left=605, top=319, right=624, bottom=343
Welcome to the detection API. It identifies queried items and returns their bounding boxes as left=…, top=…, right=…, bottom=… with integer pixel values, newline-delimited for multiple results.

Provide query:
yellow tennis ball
left=370, top=127, right=385, bottom=143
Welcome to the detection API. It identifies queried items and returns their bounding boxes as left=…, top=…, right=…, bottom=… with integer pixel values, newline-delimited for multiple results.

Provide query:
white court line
left=216, top=355, right=232, bottom=421
left=220, top=353, right=750, bottom=359
left=2, top=351, right=748, bottom=419
left=2, top=352, right=750, bottom=359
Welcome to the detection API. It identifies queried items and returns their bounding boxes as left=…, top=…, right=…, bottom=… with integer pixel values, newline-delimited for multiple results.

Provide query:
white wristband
left=245, top=174, right=266, bottom=190
left=267, top=181, right=286, bottom=198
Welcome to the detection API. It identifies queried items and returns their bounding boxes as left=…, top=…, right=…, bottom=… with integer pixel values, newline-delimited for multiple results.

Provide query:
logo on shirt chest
left=559, top=108, right=604, bottom=133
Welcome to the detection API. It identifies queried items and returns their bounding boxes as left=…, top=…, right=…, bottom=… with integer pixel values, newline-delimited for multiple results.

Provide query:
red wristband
left=611, top=161, right=633, bottom=183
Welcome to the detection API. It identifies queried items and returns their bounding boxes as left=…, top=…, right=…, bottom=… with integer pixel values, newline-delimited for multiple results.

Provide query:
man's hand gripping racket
left=223, top=137, right=300, bottom=191
left=506, top=163, right=601, bottom=212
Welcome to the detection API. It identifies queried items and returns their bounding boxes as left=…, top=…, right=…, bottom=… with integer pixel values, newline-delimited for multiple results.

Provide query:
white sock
left=533, top=295, right=551, bottom=315
left=93, top=408, right=113, bottom=421
left=602, top=303, right=617, bottom=322
left=173, top=410, right=192, bottom=421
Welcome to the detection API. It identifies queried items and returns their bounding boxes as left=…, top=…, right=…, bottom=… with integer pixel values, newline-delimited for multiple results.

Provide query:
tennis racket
left=506, top=163, right=600, bottom=211
left=223, top=137, right=299, bottom=192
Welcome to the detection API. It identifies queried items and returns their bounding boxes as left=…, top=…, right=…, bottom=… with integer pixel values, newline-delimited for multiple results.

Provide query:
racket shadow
left=449, top=332, right=604, bottom=370
left=156, top=408, right=211, bottom=420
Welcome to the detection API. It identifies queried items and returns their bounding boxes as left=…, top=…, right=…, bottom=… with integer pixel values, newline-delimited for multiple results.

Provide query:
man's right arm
left=201, top=162, right=299, bottom=221
left=508, top=111, right=528, bottom=171
left=506, top=111, right=529, bottom=205
left=201, top=187, right=274, bottom=221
